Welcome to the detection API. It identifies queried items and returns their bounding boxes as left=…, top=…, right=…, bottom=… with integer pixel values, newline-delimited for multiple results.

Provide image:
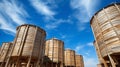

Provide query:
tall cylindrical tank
left=11, top=24, right=46, bottom=60
left=75, top=55, right=84, bottom=67
left=64, top=49, right=76, bottom=67
left=90, top=3, right=120, bottom=57
left=45, top=38, right=64, bottom=67
left=0, top=42, right=12, bottom=63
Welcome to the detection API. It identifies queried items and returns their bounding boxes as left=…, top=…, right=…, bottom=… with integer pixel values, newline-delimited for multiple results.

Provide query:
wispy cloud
left=60, top=34, right=67, bottom=39
left=70, top=0, right=99, bottom=31
left=45, top=19, right=72, bottom=29
left=0, top=14, right=16, bottom=34
left=71, top=0, right=98, bottom=22
left=87, top=42, right=93, bottom=46
left=30, top=0, right=55, bottom=17
left=75, top=45, right=85, bottom=53
left=0, top=0, right=29, bottom=34
left=29, top=0, right=73, bottom=30
left=84, top=56, right=98, bottom=67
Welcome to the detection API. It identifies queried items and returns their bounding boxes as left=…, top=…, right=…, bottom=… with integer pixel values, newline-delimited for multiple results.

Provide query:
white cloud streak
left=0, top=14, right=16, bottom=33
left=45, top=19, right=72, bottom=29
left=71, top=0, right=98, bottom=22
left=30, top=0, right=55, bottom=17
left=75, top=45, right=85, bottom=53
left=0, top=0, right=29, bottom=34
left=87, top=42, right=93, bottom=46
left=29, top=0, right=74, bottom=30
left=70, top=0, right=99, bottom=31
left=84, top=56, right=98, bottom=67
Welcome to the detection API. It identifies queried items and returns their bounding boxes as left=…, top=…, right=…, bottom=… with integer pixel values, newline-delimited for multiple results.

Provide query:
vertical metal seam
left=0, top=43, right=6, bottom=67
left=5, top=26, right=21, bottom=67
left=73, top=51, right=75, bottom=67
left=48, top=40, right=49, bottom=56
left=47, top=40, right=49, bottom=59
left=0, top=43, right=11, bottom=67
left=62, top=42, right=64, bottom=67
left=27, top=26, right=38, bottom=67
left=52, top=39, right=55, bottom=64
left=114, top=4, right=120, bottom=14
left=16, top=25, right=29, bottom=67
left=17, top=26, right=27, bottom=55
left=36, top=28, right=44, bottom=67
left=41, top=32, right=45, bottom=67
left=52, top=38, right=54, bottom=67
left=0, top=43, right=5, bottom=57
left=57, top=41, right=58, bottom=63
left=65, top=50, right=66, bottom=67
left=70, top=50, right=71, bottom=67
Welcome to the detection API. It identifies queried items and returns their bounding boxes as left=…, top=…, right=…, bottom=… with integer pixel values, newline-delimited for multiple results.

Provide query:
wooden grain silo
left=90, top=3, right=120, bottom=67
left=75, top=55, right=84, bottom=67
left=44, top=38, right=64, bottom=67
left=64, top=49, right=76, bottom=67
left=5, top=24, right=46, bottom=67
left=0, top=42, right=13, bottom=67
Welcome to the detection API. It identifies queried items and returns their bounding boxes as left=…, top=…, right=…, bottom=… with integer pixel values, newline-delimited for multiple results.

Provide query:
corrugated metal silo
left=75, top=55, right=84, bottom=67
left=64, top=49, right=76, bottom=67
left=91, top=3, right=120, bottom=67
left=44, top=38, right=64, bottom=67
left=0, top=42, right=12, bottom=67
left=5, top=24, right=46, bottom=67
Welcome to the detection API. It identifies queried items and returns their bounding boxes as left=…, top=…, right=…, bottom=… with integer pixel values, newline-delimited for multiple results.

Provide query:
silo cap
left=90, top=3, right=120, bottom=24
left=52, top=37, right=58, bottom=40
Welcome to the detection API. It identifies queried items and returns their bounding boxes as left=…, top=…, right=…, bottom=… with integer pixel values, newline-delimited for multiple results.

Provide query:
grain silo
left=75, top=55, right=84, bottom=67
left=44, top=38, right=64, bottom=67
left=64, top=49, right=76, bottom=67
left=0, top=42, right=13, bottom=67
left=5, top=24, right=46, bottom=67
left=90, top=3, right=120, bottom=67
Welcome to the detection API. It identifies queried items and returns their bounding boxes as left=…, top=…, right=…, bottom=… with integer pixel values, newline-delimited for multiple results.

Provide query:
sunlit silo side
left=45, top=38, right=64, bottom=67
left=75, top=55, right=84, bottom=67
left=0, top=42, right=12, bottom=67
left=64, top=49, right=76, bottom=67
left=93, top=41, right=102, bottom=63
left=93, top=41, right=107, bottom=67
left=91, top=3, right=120, bottom=67
left=5, top=24, right=46, bottom=67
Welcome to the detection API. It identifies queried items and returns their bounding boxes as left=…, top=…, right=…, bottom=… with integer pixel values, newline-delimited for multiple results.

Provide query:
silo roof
left=90, top=3, right=120, bottom=24
left=16, top=24, right=46, bottom=35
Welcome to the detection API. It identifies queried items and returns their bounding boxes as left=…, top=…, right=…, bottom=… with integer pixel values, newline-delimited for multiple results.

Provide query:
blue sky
left=0, top=0, right=120, bottom=67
